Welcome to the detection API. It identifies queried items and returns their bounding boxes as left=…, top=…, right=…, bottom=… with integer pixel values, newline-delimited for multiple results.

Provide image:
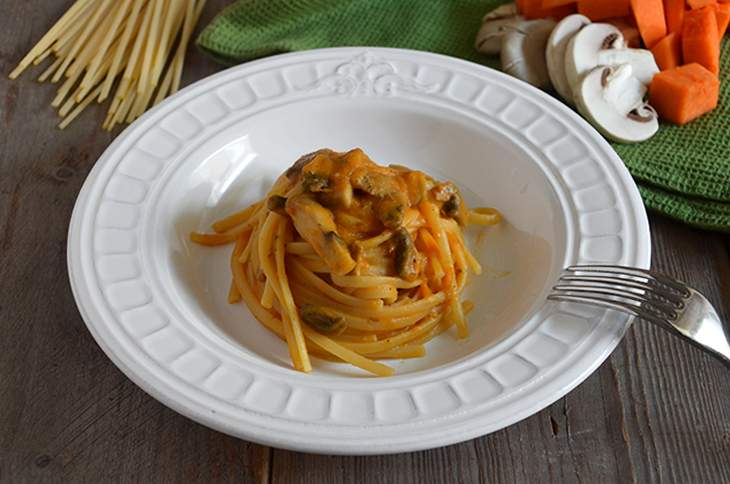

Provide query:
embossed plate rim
left=68, top=47, right=650, bottom=454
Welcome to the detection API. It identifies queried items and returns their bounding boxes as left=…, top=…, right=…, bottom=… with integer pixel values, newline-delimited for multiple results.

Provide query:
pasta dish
left=191, top=148, right=500, bottom=376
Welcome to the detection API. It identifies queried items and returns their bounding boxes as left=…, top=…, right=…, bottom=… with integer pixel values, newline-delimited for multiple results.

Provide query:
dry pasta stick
left=52, top=0, right=113, bottom=83
left=59, top=83, right=103, bottom=129
left=138, top=0, right=164, bottom=92
left=66, top=10, right=122, bottom=82
left=51, top=4, right=96, bottom=57
left=43, top=6, right=103, bottom=63
left=107, top=91, right=136, bottom=131
left=79, top=0, right=131, bottom=94
left=38, top=52, right=67, bottom=83
left=100, top=0, right=146, bottom=101
left=152, top=0, right=181, bottom=83
left=10, top=0, right=204, bottom=130
left=153, top=59, right=176, bottom=107
left=172, top=0, right=206, bottom=94
left=60, top=49, right=118, bottom=116
left=148, top=0, right=187, bottom=102
left=9, top=0, right=95, bottom=78
left=52, top=60, right=86, bottom=107
left=119, top=0, right=153, bottom=89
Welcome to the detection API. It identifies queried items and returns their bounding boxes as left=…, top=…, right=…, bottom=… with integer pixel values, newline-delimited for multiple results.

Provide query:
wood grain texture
left=0, top=1, right=270, bottom=483
left=1, top=1, right=729, bottom=483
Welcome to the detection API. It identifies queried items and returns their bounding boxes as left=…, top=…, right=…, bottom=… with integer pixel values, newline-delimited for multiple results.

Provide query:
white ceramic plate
left=68, top=47, right=650, bottom=454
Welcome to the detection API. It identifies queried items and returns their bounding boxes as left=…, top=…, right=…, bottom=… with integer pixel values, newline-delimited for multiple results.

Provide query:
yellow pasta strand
left=274, top=218, right=312, bottom=372
left=468, top=208, right=502, bottom=226
left=10, top=0, right=204, bottom=130
left=190, top=150, right=502, bottom=375
left=9, top=0, right=95, bottom=79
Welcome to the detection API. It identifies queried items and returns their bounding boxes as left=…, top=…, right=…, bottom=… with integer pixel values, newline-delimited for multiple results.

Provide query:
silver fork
left=548, top=265, right=730, bottom=368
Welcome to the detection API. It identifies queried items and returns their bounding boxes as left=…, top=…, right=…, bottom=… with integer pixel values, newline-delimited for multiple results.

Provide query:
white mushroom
left=596, top=49, right=659, bottom=85
left=500, top=19, right=556, bottom=89
left=546, top=14, right=590, bottom=105
left=564, top=23, right=659, bottom=95
left=574, top=64, right=658, bottom=143
left=475, top=3, right=525, bottom=55
left=482, top=2, right=518, bottom=20
left=565, top=23, right=624, bottom=92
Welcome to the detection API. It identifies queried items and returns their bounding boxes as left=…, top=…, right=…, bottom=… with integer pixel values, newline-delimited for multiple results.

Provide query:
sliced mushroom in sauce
left=300, top=305, right=345, bottom=333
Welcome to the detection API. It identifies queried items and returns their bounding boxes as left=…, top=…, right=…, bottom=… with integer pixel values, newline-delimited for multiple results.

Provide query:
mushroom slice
left=546, top=14, right=590, bottom=104
left=574, top=64, right=658, bottom=143
left=267, top=195, right=288, bottom=216
left=300, top=305, right=345, bottom=334
left=285, top=149, right=333, bottom=180
left=393, top=228, right=420, bottom=281
left=285, top=193, right=356, bottom=275
left=564, top=23, right=625, bottom=93
left=564, top=23, right=659, bottom=94
left=482, top=2, right=518, bottom=20
left=475, top=3, right=525, bottom=55
left=500, top=19, right=556, bottom=90
left=596, top=48, right=659, bottom=85
left=375, top=198, right=406, bottom=229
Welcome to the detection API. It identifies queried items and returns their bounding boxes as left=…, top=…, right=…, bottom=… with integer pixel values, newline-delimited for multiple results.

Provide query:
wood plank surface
left=1, top=2, right=729, bottom=483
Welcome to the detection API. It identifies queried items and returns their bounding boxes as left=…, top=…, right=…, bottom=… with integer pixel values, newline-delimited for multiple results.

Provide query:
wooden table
left=2, top=2, right=729, bottom=482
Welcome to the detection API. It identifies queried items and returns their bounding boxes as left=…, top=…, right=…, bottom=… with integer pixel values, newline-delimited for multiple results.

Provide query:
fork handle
left=651, top=291, right=730, bottom=369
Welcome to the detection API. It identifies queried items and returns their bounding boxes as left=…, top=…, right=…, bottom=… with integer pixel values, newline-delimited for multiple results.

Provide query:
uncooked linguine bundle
left=9, top=0, right=205, bottom=130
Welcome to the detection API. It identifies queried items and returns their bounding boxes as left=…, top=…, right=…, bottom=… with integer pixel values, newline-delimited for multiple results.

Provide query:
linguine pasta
left=191, top=148, right=501, bottom=376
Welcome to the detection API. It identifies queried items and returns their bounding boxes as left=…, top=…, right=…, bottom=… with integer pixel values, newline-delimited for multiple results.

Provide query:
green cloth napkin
left=198, top=0, right=730, bottom=232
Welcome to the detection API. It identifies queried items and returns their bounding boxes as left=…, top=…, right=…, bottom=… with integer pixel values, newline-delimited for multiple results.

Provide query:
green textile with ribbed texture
left=197, top=0, right=730, bottom=231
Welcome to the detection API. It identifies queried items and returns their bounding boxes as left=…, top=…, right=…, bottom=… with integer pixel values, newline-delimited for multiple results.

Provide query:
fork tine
left=557, top=274, right=686, bottom=307
left=554, top=266, right=730, bottom=369
left=551, top=284, right=679, bottom=320
left=547, top=294, right=670, bottom=327
left=564, top=265, right=690, bottom=297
